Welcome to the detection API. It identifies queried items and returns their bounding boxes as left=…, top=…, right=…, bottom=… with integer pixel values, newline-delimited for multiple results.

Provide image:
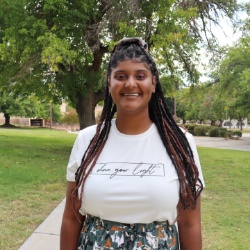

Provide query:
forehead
left=111, top=60, right=151, bottom=73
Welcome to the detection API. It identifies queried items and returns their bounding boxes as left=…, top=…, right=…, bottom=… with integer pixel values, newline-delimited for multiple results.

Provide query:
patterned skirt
left=78, top=215, right=179, bottom=250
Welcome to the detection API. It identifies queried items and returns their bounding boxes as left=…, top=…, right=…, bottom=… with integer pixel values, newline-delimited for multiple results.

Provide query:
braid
left=147, top=56, right=203, bottom=209
left=128, top=40, right=203, bottom=207
left=70, top=87, right=116, bottom=217
left=71, top=38, right=203, bottom=217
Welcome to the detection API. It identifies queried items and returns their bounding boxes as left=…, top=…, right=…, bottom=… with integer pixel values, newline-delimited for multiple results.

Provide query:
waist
left=85, top=214, right=173, bottom=233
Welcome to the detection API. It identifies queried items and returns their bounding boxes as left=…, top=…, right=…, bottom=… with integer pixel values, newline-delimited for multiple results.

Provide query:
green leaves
left=0, top=92, right=62, bottom=122
left=0, top=0, right=242, bottom=128
left=38, top=32, right=77, bottom=72
left=213, top=34, right=250, bottom=118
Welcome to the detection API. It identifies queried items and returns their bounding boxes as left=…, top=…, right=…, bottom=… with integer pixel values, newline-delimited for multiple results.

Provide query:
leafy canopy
left=0, top=0, right=240, bottom=128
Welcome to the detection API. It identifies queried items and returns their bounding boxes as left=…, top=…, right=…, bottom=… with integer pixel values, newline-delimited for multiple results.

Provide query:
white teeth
left=123, top=93, right=139, bottom=96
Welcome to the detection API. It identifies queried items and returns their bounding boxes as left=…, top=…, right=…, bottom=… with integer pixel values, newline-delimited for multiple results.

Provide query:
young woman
left=60, top=38, right=204, bottom=250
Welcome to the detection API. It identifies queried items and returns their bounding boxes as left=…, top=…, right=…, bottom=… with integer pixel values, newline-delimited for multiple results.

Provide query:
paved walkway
left=18, top=199, right=66, bottom=250
left=194, top=133, right=250, bottom=151
left=18, top=134, right=250, bottom=250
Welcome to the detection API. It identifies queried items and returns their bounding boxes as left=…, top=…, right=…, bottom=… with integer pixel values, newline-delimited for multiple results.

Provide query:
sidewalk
left=194, top=133, right=250, bottom=151
left=18, top=199, right=65, bottom=250
left=18, top=134, right=250, bottom=250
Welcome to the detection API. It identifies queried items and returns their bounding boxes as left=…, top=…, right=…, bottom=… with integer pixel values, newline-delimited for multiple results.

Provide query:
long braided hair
left=71, top=38, right=203, bottom=216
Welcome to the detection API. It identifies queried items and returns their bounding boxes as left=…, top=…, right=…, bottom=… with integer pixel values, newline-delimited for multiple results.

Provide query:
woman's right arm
left=60, top=181, right=84, bottom=250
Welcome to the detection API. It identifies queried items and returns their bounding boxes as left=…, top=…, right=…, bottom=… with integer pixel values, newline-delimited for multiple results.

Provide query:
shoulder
left=178, top=125, right=191, bottom=138
left=78, top=124, right=98, bottom=138
left=178, top=126, right=196, bottom=147
left=74, top=124, right=98, bottom=146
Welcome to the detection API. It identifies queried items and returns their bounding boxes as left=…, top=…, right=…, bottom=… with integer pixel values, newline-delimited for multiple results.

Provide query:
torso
left=79, top=120, right=180, bottom=224
left=67, top=119, right=204, bottom=224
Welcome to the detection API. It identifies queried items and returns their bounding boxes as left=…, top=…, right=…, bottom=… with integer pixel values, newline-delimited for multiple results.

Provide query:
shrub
left=226, top=130, right=234, bottom=138
left=233, top=131, right=242, bottom=138
left=209, top=127, right=228, bottom=137
left=61, top=109, right=78, bottom=124
left=218, top=128, right=227, bottom=138
left=209, top=128, right=219, bottom=137
left=183, top=124, right=199, bottom=135
left=194, top=126, right=211, bottom=136
left=225, top=130, right=242, bottom=139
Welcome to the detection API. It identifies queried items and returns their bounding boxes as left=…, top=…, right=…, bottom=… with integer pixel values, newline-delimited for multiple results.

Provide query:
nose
left=125, top=76, right=137, bottom=88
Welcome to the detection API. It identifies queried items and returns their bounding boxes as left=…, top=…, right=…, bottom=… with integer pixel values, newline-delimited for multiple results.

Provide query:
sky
left=199, top=0, right=248, bottom=81
left=213, top=0, right=248, bottom=46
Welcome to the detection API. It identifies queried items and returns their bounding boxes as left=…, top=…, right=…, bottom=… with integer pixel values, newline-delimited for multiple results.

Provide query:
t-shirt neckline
left=111, top=119, right=156, bottom=139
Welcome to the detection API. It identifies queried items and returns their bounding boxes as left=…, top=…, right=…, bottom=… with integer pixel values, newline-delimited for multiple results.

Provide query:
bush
left=209, top=128, right=219, bottom=137
left=233, top=131, right=242, bottom=138
left=209, top=127, right=227, bottom=137
left=218, top=128, right=227, bottom=138
left=225, top=130, right=242, bottom=139
left=61, top=108, right=78, bottom=124
left=226, top=130, right=234, bottom=138
left=194, top=126, right=211, bottom=136
left=183, top=124, right=199, bottom=135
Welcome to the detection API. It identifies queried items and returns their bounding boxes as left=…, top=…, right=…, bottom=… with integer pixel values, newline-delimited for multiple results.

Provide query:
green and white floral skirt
left=78, top=215, right=179, bottom=250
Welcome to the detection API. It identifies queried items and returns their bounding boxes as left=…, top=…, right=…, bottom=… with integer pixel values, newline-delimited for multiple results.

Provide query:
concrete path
left=18, top=134, right=250, bottom=250
left=194, top=133, right=250, bottom=151
left=18, top=199, right=66, bottom=250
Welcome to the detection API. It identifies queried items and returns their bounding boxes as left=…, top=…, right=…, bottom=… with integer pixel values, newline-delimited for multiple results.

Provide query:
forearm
left=178, top=223, right=202, bottom=250
left=177, top=197, right=202, bottom=250
left=60, top=216, right=83, bottom=250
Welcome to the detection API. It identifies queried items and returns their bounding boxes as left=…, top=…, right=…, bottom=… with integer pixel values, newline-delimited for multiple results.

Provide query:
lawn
left=0, top=128, right=249, bottom=249
left=0, top=127, right=77, bottom=250
left=198, top=147, right=250, bottom=250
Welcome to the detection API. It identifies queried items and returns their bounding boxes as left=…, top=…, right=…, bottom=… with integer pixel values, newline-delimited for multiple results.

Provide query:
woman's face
left=108, top=60, right=156, bottom=116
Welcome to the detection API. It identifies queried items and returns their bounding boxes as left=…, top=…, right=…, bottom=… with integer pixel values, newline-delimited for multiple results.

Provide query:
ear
left=152, top=76, right=156, bottom=93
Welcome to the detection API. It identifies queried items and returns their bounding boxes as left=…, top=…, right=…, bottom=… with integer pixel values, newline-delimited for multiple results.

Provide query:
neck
left=115, top=113, right=153, bottom=135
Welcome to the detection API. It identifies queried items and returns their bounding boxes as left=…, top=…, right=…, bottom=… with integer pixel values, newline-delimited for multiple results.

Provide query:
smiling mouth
left=123, top=93, right=140, bottom=96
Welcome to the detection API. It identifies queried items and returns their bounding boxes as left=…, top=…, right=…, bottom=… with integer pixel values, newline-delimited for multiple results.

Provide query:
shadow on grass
left=0, top=124, right=20, bottom=128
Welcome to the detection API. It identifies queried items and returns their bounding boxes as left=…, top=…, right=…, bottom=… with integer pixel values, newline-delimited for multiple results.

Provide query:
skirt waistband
left=85, top=214, right=172, bottom=233
left=78, top=215, right=179, bottom=250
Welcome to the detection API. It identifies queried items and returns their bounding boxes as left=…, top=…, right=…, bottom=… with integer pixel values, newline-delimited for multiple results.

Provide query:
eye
left=115, top=74, right=127, bottom=80
left=136, top=74, right=146, bottom=80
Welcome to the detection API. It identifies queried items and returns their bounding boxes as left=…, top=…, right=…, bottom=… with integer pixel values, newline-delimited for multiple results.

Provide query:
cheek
left=108, top=86, right=118, bottom=101
left=109, top=81, right=122, bottom=92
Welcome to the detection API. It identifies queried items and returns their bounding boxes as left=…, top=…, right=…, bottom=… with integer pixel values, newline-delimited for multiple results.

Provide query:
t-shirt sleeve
left=186, top=132, right=205, bottom=187
left=66, top=125, right=97, bottom=182
left=66, top=133, right=83, bottom=182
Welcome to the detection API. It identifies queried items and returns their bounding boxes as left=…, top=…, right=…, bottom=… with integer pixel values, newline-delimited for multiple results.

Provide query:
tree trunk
left=218, top=119, right=223, bottom=127
left=75, top=90, right=104, bottom=130
left=4, top=113, right=11, bottom=126
left=239, top=116, right=243, bottom=131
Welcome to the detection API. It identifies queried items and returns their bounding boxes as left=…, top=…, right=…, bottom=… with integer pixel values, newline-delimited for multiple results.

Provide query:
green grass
left=0, top=128, right=249, bottom=249
left=198, top=147, right=250, bottom=250
left=0, top=128, right=77, bottom=250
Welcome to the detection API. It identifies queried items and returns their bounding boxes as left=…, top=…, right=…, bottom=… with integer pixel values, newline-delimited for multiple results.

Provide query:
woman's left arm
left=177, top=197, right=202, bottom=250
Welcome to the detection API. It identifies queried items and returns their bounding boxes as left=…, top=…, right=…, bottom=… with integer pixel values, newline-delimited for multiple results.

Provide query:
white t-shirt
left=67, top=119, right=204, bottom=224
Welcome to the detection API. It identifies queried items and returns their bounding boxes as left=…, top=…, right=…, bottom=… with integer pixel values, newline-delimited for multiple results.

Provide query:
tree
left=208, top=22, right=250, bottom=128
left=0, top=92, right=62, bottom=126
left=176, top=85, right=205, bottom=123
left=61, top=107, right=79, bottom=131
left=176, top=83, right=229, bottom=125
left=0, top=0, right=240, bottom=129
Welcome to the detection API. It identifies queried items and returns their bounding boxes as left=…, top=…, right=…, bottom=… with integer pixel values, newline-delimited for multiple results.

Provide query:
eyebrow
left=113, top=69, right=149, bottom=73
